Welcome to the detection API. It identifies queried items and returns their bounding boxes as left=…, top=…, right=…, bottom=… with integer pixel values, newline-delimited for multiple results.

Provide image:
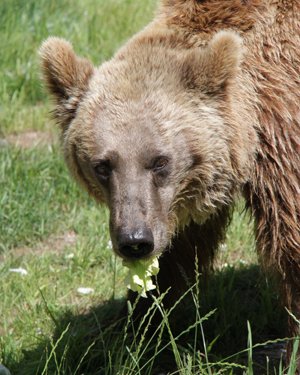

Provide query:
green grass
left=1, top=146, right=78, bottom=250
left=0, top=0, right=298, bottom=374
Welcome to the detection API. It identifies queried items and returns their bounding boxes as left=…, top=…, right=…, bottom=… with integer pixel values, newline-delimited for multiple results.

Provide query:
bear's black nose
left=117, top=227, right=154, bottom=259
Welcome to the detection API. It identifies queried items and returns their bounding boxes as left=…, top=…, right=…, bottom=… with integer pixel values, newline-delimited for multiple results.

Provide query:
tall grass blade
left=41, top=324, right=70, bottom=375
left=247, top=321, right=253, bottom=375
left=286, top=339, right=299, bottom=375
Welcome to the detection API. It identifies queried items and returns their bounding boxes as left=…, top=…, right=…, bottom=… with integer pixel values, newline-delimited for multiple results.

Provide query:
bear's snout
left=116, top=226, right=154, bottom=259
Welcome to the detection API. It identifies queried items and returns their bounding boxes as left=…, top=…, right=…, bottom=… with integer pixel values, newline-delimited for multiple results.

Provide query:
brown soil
left=1, top=231, right=77, bottom=261
left=5, top=130, right=56, bottom=149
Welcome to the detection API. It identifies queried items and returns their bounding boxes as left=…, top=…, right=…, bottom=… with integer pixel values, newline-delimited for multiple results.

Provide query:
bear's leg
left=156, top=205, right=232, bottom=307
left=281, top=264, right=300, bottom=365
left=244, top=180, right=300, bottom=369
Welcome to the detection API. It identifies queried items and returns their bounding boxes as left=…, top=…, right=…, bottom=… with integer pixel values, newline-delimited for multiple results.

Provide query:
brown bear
left=39, top=0, right=300, bottom=366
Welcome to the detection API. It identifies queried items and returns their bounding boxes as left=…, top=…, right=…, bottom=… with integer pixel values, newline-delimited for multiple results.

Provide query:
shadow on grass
left=9, top=265, right=287, bottom=375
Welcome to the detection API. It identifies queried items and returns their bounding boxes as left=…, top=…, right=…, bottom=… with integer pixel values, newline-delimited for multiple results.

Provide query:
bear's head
left=39, top=31, right=243, bottom=260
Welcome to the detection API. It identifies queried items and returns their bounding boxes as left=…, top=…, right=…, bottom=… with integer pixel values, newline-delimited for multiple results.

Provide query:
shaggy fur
left=40, top=0, right=300, bottom=366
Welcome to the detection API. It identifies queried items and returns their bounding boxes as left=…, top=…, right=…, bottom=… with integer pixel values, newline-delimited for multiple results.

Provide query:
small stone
left=0, top=364, right=11, bottom=375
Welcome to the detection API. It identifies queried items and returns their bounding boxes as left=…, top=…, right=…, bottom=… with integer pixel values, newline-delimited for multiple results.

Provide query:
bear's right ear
left=39, top=37, right=94, bottom=128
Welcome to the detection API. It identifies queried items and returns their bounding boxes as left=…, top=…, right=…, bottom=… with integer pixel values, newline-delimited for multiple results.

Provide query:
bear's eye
left=152, top=156, right=169, bottom=173
left=94, top=161, right=111, bottom=182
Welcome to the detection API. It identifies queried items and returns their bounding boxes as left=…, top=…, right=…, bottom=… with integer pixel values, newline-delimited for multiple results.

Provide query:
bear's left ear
left=182, top=31, right=243, bottom=95
left=39, top=37, right=94, bottom=129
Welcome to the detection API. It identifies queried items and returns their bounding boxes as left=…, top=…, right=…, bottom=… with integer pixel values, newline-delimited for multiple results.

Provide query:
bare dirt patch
left=1, top=231, right=77, bottom=261
left=5, top=131, right=56, bottom=149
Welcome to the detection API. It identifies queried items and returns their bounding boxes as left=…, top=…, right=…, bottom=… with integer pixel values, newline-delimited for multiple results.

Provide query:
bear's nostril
left=117, top=227, right=154, bottom=259
left=120, top=241, right=154, bottom=259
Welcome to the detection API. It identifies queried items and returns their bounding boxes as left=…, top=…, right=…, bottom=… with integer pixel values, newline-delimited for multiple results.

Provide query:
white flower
left=9, top=268, right=28, bottom=276
left=65, top=253, right=75, bottom=259
left=220, top=243, right=227, bottom=251
left=77, top=287, right=94, bottom=295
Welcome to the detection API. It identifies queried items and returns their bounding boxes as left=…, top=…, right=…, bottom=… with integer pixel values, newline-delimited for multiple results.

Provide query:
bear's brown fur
left=40, top=0, right=300, bottom=365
